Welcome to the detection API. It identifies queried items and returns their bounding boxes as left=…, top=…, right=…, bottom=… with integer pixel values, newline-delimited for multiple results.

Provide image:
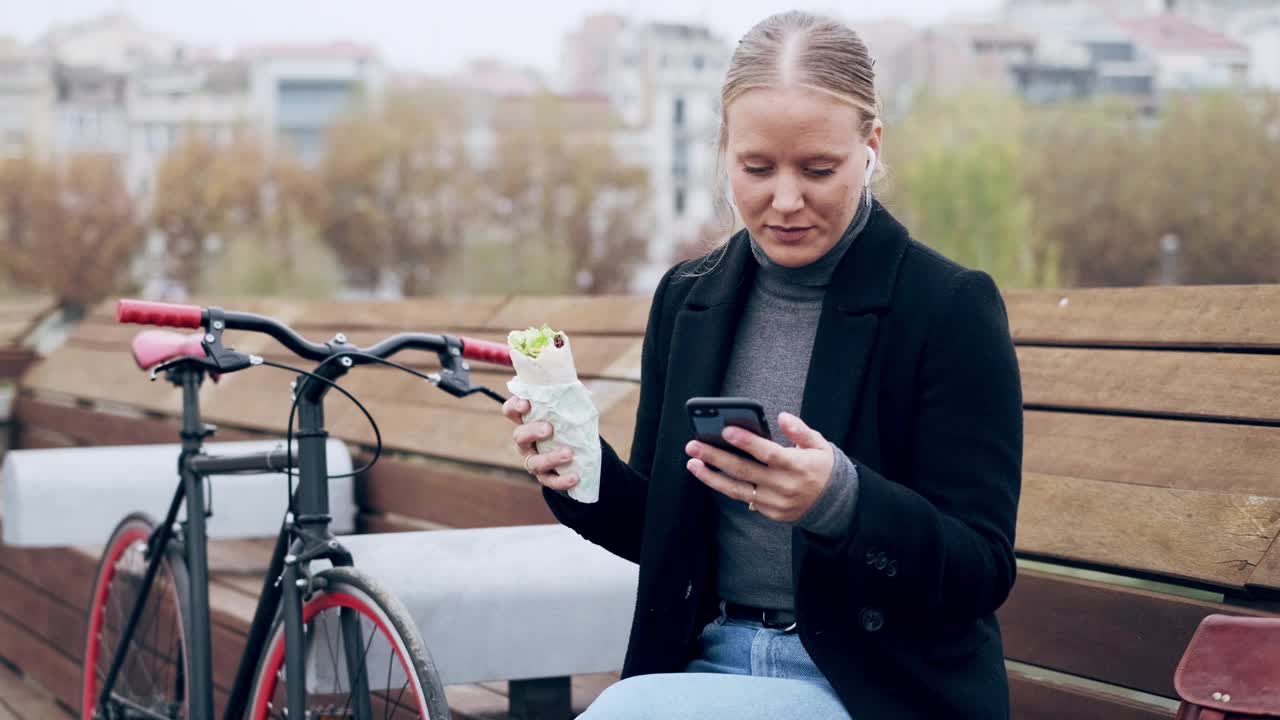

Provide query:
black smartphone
left=686, top=397, right=772, bottom=461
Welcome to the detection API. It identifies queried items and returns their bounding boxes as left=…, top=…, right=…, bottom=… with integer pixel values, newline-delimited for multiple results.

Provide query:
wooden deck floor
left=0, top=658, right=73, bottom=720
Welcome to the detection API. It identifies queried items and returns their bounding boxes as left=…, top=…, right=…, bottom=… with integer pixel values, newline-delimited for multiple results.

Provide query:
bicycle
left=82, top=299, right=514, bottom=720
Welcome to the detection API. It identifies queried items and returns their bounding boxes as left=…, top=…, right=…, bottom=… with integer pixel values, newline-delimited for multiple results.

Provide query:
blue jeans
left=577, top=603, right=852, bottom=719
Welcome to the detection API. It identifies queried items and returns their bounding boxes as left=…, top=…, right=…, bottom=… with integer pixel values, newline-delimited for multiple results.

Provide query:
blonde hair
left=680, top=11, right=882, bottom=278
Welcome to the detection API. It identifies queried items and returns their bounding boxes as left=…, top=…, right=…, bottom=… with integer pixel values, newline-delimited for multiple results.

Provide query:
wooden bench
left=0, top=296, right=55, bottom=459
left=0, top=296, right=53, bottom=382
left=3, top=287, right=1278, bottom=719
left=996, top=285, right=1280, bottom=719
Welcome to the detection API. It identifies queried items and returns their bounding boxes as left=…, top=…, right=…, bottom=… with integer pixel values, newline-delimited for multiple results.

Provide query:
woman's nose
left=771, top=174, right=804, bottom=214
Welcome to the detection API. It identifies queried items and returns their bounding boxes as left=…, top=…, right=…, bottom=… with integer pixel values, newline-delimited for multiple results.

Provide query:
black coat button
left=860, top=607, right=884, bottom=632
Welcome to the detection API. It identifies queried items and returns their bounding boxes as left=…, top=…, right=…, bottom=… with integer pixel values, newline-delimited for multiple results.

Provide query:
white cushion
left=1, top=439, right=354, bottom=546
left=334, top=525, right=638, bottom=685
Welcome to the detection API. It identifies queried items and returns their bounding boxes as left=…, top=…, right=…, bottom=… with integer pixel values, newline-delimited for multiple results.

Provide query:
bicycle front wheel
left=247, top=566, right=450, bottom=719
left=81, top=513, right=192, bottom=720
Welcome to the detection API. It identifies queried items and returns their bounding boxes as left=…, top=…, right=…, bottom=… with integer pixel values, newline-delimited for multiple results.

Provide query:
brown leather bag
left=1174, top=614, right=1280, bottom=720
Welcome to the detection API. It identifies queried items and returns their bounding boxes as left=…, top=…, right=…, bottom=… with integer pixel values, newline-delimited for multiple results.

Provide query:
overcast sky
left=4, top=0, right=1000, bottom=76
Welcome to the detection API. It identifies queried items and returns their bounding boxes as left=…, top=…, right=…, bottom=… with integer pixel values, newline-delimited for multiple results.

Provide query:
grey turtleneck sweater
left=714, top=195, right=870, bottom=611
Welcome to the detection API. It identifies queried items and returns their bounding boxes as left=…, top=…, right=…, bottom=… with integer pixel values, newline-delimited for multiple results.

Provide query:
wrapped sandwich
left=507, top=325, right=601, bottom=503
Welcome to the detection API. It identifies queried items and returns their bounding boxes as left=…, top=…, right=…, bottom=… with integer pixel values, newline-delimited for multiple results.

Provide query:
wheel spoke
left=382, top=636, right=394, bottom=720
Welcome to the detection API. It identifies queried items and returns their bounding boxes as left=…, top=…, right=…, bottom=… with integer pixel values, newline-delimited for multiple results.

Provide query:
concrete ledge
left=334, top=525, right=638, bottom=686
left=1, top=439, right=355, bottom=546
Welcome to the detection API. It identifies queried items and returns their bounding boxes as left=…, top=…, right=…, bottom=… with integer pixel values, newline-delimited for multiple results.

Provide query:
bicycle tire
left=246, top=566, right=450, bottom=719
left=81, top=513, right=192, bottom=720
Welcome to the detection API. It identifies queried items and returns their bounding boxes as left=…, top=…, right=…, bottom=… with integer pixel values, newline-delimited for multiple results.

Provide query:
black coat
left=543, top=200, right=1023, bottom=719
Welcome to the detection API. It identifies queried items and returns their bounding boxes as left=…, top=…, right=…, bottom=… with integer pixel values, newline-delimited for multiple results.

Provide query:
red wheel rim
left=249, top=591, right=430, bottom=719
left=82, top=525, right=150, bottom=719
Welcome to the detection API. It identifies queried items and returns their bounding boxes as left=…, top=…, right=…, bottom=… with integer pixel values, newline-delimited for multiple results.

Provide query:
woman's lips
left=767, top=225, right=815, bottom=244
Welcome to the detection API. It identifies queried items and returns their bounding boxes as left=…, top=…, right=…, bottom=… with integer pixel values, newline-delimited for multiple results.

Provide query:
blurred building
left=1114, top=14, right=1250, bottom=89
left=0, top=38, right=54, bottom=158
left=3, top=13, right=386, bottom=187
left=450, top=58, right=546, bottom=97
left=243, top=43, right=386, bottom=166
left=880, top=23, right=1038, bottom=115
left=1162, top=0, right=1280, bottom=31
left=1009, top=22, right=1159, bottom=106
left=1175, top=0, right=1280, bottom=88
left=1226, top=8, right=1280, bottom=86
left=1004, top=0, right=1268, bottom=93
left=37, top=12, right=186, bottom=165
left=128, top=59, right=255, bottom=198
left=560, top=15, right=731, bottom=291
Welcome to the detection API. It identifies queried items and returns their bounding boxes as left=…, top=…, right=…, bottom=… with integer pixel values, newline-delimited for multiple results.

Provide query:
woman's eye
left=743, top=165, right=771, bottom=175
left=806, top=168, right=835, bottom=177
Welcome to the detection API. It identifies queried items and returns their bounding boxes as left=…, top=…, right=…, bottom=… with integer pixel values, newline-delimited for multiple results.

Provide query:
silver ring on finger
left=523, top=453, right=537, bottom=475
left=747, top=484, right=757, bottom=512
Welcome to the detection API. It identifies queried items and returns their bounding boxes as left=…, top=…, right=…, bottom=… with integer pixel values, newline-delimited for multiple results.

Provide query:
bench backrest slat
left=1024, top=411, right=1280, bottom=496
left=1018, top=472, right=1280, bottom=591
left=1020, top=346, right=1280, bottom=423
left=1005, top=286, right=1280, bottom=349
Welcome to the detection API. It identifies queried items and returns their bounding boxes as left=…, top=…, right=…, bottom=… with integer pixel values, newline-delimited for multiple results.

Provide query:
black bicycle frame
left=96, top=359, right=362, bottom=720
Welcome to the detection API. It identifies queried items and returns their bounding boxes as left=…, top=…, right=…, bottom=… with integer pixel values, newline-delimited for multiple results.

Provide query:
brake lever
left=147, top=307, right=262, bottom=382
left=425, top=371, right=507, bottom=405
left=200, top=306, right=262, bottom=373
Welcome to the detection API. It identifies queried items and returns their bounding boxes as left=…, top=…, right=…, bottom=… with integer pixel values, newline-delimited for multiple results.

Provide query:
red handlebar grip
left=460, top=337, right=512, bottom=367
left=117, top=299, right=204, bottom=329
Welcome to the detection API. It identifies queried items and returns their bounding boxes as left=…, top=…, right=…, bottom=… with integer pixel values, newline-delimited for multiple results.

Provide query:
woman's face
left=725, top=85, right=881, bottom=268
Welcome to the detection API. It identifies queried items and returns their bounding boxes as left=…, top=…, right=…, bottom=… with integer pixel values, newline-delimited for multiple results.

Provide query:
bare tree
left=151, top=133, right=266, bottom=290
left=0, top=153, right=142, bottom=315
left=1023, top=92, right=1280, bottom=286
left=485, top=93, right=650, bottom=294
left=314, top=85, right=474, bottom=295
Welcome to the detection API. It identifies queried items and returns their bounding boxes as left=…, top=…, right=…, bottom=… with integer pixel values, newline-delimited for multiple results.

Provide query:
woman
left=502, top=11, right=1022, bottom=719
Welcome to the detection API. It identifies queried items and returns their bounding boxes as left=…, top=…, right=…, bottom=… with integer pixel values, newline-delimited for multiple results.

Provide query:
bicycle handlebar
left=115, top=299, right=513, bottom=368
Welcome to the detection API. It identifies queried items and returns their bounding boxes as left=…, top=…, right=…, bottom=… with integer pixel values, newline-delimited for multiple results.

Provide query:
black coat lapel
left=793, top=201, right=911, bottom=586
left=665, top=234, right=757, bottom=411
left=646, top=234, right=756, bottom=536
left=799, top=200, right=911, bottom=454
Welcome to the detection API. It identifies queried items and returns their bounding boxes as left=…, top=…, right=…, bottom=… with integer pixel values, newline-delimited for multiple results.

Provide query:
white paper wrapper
left=507, top=334, right=602, bottom=503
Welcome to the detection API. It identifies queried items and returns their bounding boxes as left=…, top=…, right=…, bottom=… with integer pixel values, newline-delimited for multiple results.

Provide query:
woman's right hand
left=503, top=396, right=579, bottom=492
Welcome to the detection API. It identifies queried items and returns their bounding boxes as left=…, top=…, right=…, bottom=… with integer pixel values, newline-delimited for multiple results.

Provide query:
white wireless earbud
left=864, top=146, right=877, bottom=186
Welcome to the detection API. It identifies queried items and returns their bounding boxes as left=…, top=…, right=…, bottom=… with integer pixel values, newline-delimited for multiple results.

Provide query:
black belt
left=723, top=601, right=798, bottom=631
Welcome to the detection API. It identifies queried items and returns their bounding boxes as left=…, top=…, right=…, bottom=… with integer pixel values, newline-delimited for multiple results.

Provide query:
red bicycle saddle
left=131, top=330, right=207, bottom=370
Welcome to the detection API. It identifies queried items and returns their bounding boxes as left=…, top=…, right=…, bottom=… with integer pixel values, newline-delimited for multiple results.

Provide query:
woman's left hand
left=685, top=412, right=834, bottom=523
